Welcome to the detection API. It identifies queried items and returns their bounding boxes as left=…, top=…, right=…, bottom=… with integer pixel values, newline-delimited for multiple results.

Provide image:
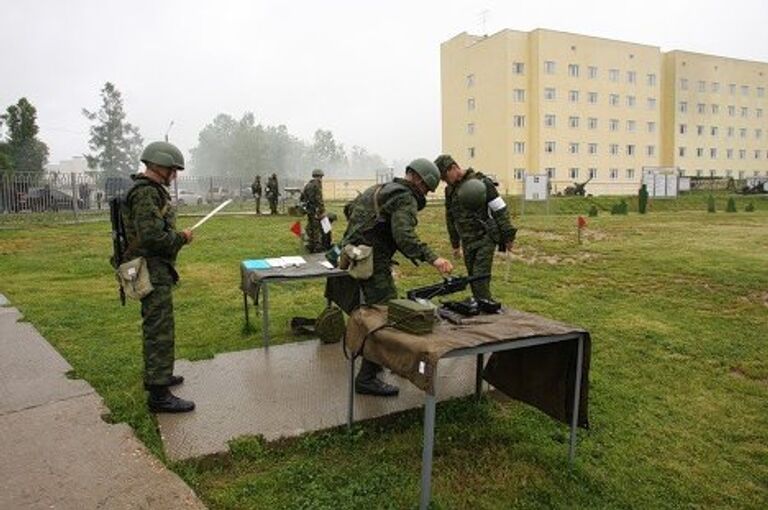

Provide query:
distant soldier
left=122, top=141, right=195, bottom=413
left=266, top=173, right=280, bottom=215
left=251, top=175, right=262, bottom=214
left=301, top=169, right=325, bottom=252
left=435, top=154, right=517, bottom=301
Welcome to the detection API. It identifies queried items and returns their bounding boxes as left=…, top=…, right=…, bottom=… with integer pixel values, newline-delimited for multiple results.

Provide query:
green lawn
left=1, top=194, right=767, bottom=509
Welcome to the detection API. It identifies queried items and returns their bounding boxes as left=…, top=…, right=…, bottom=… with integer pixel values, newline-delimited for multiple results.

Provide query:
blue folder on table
left=242, top=259, right=270, bottom=270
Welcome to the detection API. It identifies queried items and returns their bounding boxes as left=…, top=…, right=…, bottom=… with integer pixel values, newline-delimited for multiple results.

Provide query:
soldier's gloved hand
left=432, top=257, right=453, bottom=275
left=452, top=247, right=462, bottom=259
left=182, top=228, right=194, bottom=244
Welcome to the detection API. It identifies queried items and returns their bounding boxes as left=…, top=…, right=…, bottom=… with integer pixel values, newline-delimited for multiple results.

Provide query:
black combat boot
left=355, top=359, right=399, bottom=397
left=143, top=374, right=184, bottom=390
left=147, top=385, right=195, bottom=413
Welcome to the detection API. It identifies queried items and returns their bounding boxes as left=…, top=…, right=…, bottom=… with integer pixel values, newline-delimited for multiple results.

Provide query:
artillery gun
left=563, top=176, right=593, bottom=196
left=737, top=178, right=768, bottom=195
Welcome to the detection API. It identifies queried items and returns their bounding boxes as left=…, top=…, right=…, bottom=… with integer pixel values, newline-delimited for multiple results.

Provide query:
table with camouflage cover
left=240, top=253, right=347, bottom=345
left=345, top=305, right=591, bottom=510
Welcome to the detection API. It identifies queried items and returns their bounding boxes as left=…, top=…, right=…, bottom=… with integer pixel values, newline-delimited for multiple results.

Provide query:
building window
left=626, top=168, right=635, bottom=179
left=741, top=107, right=748, bottom=118
left=647, top=97, right=657, bottom=110
left=569, top=116, right=580, bottom=128
left=512, top=62, right=525, bottom=75
left=726, top=149, right=733, bottom=159
left=466, top=74, right=475, bottom=87
left=729, top=83, right=736, bottom=95
left=514, top=168, right=525, bottom=180
left=710, top=148, right=717, bottom=159
left=544, top=114, right=556, bottom=128
left=647, top=121, right=656, bottom=133
left=741, top=85, right=749, bottom=96
left=647, top=73, right=657, bottom=86
left=588, top=66, right=598, bottom=79
left=711, top=104, right=719, bottom=115
left=740, top=128, right=747, bottom=138
left=467, top=98, right=475, bottom=111
left=679, top=101, right=688, bottom=113
left=680, top=124, right=688, bottom=134
left=757, top=108, right=764, bottom=118
left=514, top=89, right=526, bottom=102
left=588, top=91, right=598, bottom=104
left=696, top=169, right=703, bottom=177
left=467, top=123, right=475, bottom=135
left=680, top=78, right=688, bottom=90
left=544, top=60, right=556, bottom=74
left=755, top=150, right=762, bottom=160
left=725, top=169, right=733, bottom=177
left=627, top=120, right=636, bottom=132
left=610, top=168, right=619, bottom=179
left=697, top=125, right=704, bottom=136
left=756, top=128, right=763, bottom=139
left=569, top=168, right=579, bottom=179
left=679, top=169, right=686, bottom=177
left=588, top=143, right=598, bottom=155
left=679, top=147, right=686, bottom=157
left=711, top=82, right=720, bottom=93
left=698, top=80, right=706, bottom=92
left=588, top=117, right=598, bottom=129
left=697, top=103, right=706, bottom=114
left=646, top=145, right=655, bottom=157
left=544, top=87, right=556, bottom=100
left=569, top=90, right=579, bottom=103
left=545, top=141, right=556, bottom=153
left=589, top=168, right=598, bottom=179
left=696, top=148, right=704, bottom=158
left=728, top=105, right=735, bottom=117
left=626, top=95, right=636, bottom=107
left=609, top=68, right=619, bottom=82
left=627, top=71, right=636, bottom=84
left=610, top=144, right=619, bottom=155
left=610, top=94, right=620, bottom=106
left=513, top=115, right=525, bottom=128
left=610, top=119, right=619, bottom=131
left=468, top=147, right=475, bottom=159
left=568, top=64, right=579, bottom=77
left=569, top=143, right=579, bottom=154
left=758, top=87, right=765, bottom=97
left=546, top=167, right=556, bottom=178
left=627, top=144, right=635, bottom=156
left=727, top=126, right=734, bottom=137
left=711, top=126, right=718, bottom=136
left=514, top=142, right=525, bottom=154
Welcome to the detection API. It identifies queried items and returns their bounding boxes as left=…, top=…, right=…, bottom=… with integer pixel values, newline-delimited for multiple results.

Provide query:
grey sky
left=2, top=0, right=767, bottom=170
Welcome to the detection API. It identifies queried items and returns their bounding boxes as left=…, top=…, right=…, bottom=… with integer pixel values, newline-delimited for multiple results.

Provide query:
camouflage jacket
left=265, top=177, right=279, bottom=199
left=251, top=179, right=262, bottom=196
left=301, top=177, right=325, bottom=216
left=445, top=169, right=517, bottom=249
left=342, top=178, right=437, bottom=265
left=122, top=175, right=187, bottom=284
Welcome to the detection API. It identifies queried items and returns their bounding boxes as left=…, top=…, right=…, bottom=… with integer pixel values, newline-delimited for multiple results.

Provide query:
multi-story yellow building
left=441, top=29, right=768, bottom=195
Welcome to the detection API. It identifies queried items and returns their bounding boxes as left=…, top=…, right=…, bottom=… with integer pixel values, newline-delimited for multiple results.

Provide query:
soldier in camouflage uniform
left=251, top=175, right=262, bottom=214
left=435, top=154, right=517, bottom=301
left=122, top=141, right=195, bottom=413
left=342, top=158, right=453, bottom=396
left=301, top=168, right=326, bottom=253
left=266, top=173, right=280, bottom=215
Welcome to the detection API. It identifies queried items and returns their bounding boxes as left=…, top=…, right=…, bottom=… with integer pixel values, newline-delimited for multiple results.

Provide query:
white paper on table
left=265, top=258, right=286, bottom=268
left=319, top=260, right=334, bottom=269
left=320, top=215, right=332, bottom=234
left=282, top=256, right=306, bottom=266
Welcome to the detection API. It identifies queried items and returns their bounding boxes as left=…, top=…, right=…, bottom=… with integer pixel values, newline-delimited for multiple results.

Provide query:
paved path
left=0, top=295, right=206, bottom=510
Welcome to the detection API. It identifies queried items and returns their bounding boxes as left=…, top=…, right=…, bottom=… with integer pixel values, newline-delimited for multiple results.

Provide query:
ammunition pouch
left=315, top=305, right=345, bottom=344
left=116, top=257, right=154, bottom=300
left=339, top=244, right=373, bottom=280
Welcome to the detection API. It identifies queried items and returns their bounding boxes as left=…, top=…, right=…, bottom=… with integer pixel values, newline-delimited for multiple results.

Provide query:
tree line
left=0, top=82, right=385, bottom=181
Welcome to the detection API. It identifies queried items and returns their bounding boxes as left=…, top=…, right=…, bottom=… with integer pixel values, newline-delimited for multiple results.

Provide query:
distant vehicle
left=206, top=186, right=232, bottom=203
left=174, top=189, right=205, bottom=206
left=26, top=187, right=84, bottom=212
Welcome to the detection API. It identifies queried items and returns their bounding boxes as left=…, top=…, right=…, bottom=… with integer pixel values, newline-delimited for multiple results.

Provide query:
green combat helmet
left=315, top=305, right=345, bottom=344
left=312, top=168, right=324, bottom=178
left=457, top=178, right=487, bottom=210
left=406, top=158, right=440, bottom=192
left=140, top=141, right=185, bottom=170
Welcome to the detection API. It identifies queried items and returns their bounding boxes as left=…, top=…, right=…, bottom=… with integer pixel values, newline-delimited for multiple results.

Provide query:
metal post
left=70, top=172, right=78, bottom=222
left=262, top=282, right=270, bottom=347
left=569, top=336, right=584, bottom=463
left=419, top=392, right=437, bottom=510
left=475, top=353, right=484, bottom=400
left=347, top=356, right=356, bottom=430
left=243, top=292, right=249, bottom=328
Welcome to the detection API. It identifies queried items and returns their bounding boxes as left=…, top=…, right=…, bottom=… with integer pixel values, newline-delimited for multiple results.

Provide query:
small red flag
left=290, top=221, right=302, bottom=237
left=577, top=215, right=587, bottom=229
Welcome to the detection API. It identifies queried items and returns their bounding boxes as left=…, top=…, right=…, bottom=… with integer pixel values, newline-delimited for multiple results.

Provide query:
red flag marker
left=577, top=215, right=587, bottom=229
left=290, top=221, right=302, bottom=237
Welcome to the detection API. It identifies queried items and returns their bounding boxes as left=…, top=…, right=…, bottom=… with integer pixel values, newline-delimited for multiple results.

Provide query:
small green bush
left=611, top=199, right=629, bottom=215
left=745, top=202, right=755, bottom=212
left=726, top=197, right=737, bottom=213
left=638, top=184, right=649, bottom=214
left=588, top=204, right=599, bottom=217
left=707, top=194, right=716, bottom=213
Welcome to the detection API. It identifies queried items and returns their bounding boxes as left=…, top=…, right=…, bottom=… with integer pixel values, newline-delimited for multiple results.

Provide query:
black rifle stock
left=406, top=274, right=490, bottom=301
left=109, top=197, right=126, bottom=305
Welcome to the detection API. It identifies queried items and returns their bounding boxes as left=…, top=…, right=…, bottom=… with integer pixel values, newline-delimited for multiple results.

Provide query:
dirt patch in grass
left=502, top=246, right=599, bottom=265
left=730, top=365, right=768, bottom=385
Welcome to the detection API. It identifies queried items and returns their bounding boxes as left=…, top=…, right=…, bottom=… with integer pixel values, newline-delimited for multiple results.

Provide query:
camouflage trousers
left=305, top=215, right=324, bottom=253
left=360, top=257, right=398, bottom=306
left=254, top=196, right=261, bottom=214
left=269, top=198, right=278, bottom=214
left=140, top=285, right=175, bottom=386
left=464, top=241, right=496, bottom=300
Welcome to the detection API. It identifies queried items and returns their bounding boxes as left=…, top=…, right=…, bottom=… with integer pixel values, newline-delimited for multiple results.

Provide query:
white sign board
left=642, top=170, right=679, bottom=198
left=524, top=174, right=549, bottom=201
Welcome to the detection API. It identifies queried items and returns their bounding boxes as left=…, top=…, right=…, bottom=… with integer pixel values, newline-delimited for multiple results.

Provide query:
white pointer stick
left=190, top=199, right=234, bottom=231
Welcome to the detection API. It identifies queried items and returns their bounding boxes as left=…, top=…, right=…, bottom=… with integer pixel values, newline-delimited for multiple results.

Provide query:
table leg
left=475, top=353, right=484, bottom=400
left=262, top=282, right=270, bottom=347
left=569, top=336, right=584, bottom=463
left=347, top=356, right=356, bottom=430
left=419, top=392, right=437, bottom=510
left=243, top=292, right=249, bottom=328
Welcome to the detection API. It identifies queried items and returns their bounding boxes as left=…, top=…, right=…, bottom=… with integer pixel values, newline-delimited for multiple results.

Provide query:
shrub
left=611, top=199, right=629, bottom=215
left=588, top=204, right=599, bottom=217
left=726, top=197, right=737, bottom=213
left=638, top=184, right=649, bottom=214
left=707, top=194, right=716, bottom=213
left=745, top=202, right=755, bottom=212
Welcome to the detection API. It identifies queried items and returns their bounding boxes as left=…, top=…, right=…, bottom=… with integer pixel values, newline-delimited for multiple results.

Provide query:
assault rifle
left=406, top=274, right=490, bottom=301
left=109, top=197, right=127, bottom=305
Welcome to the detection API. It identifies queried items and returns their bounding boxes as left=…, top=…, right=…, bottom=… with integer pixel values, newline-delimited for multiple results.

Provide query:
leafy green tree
left=0, top=97, right=49, bottom=175
left=638, top=184, right=649, bottom=214
left=310, top=129, right=347, bottom=169
left=726, top=197, right=737, bottom=213
left=82, top=82, right=143, bottom=176
left=707, top=194, right=716, bottom=213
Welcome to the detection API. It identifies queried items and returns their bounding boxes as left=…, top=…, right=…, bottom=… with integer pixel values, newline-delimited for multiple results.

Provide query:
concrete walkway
left=0, top=295, right=206, bottom=510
